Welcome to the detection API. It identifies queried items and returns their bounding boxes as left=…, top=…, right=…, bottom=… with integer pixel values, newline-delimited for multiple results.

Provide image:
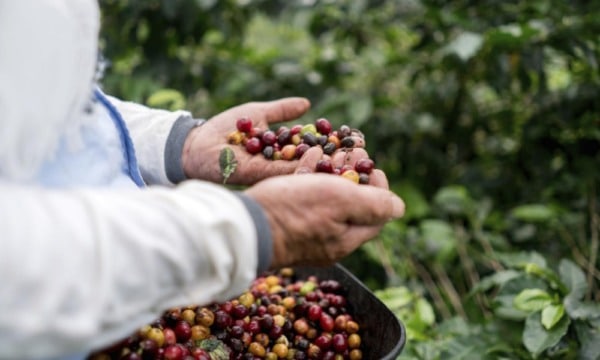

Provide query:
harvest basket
left=294, top=263, right=406, bottom=359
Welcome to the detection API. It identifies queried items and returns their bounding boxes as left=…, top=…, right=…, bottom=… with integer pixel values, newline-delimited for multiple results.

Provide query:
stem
left=587, top=182, right=598, bottom=301
left=409, top=257, right=452, bottom=320
left=557, top=224, right=600, bottom=281
left=374, top=238, right=398, bottom=284
left=454, top=223, right=488, bottom=314
left=432, top=263, right=467, bottom=319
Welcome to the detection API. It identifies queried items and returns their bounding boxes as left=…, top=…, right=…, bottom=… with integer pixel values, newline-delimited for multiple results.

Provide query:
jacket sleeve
left=106, top=95, right=200, bottom=186
left=0, top=180, right=262, bottom=359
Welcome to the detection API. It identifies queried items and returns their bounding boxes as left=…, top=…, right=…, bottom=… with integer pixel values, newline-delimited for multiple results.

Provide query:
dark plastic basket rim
left=294, top=263, right=407, bottom=359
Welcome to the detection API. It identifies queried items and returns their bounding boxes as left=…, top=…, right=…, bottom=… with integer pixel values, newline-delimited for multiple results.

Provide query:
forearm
left=0, top=181, right=266, bottom=358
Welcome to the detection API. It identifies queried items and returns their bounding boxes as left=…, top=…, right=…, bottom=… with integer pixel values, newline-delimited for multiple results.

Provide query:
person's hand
left=182, top=98, right=312, bottom=185
left=181, top=98, right=371, bottom=185
left=245, top=147, right=405, bottom=268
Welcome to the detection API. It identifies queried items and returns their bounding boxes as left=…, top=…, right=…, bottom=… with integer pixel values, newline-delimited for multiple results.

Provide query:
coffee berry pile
left=227, top=117, right=375, bottom=184
left=88, top=268, right=363, bottom=360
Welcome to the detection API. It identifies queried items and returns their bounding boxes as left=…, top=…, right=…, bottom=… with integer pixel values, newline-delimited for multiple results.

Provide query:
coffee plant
left=100, top=0, right=599, bottom=358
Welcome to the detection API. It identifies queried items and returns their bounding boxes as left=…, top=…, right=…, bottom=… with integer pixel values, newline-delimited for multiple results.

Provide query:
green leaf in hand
left=219, top=147, right=238, bottom=185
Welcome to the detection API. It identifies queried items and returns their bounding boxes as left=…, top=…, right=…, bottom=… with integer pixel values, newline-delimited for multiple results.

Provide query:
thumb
left=263, top=97, right=312, bottom=124
left=294, top=146, right=324, bottom=174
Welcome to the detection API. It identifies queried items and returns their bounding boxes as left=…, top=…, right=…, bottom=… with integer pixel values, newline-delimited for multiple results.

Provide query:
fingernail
left=391, top=195, right=405, bottom=218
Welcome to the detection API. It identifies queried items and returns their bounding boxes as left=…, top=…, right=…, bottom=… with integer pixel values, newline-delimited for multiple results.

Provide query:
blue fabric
left=94, top=89, right=145, bottom=187
left=36, top=90, right=144, bottom=189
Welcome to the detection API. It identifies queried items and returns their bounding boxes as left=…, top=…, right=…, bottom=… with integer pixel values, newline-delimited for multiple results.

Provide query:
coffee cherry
left=190, top=325, right=210, bottom=341
left=174, top=320, right=192, bottom=342
left=295, top=143, right=310, bottom=159
left=163, top=328, right=177, bottom=346
left=262, top=145, right=274, bottom=159
left=331, top=333, right=348, bottom=353
left=163, top=344, right=184, bottom=360
left=314, top=334, right=332, bottom=351
left=340, top=137, right=355, bottom=148
left=245, top=137, right=263, bottom=155
left=290, top=124, right=303, bottom=135
left=346, top=320, right=360, bottom=334
left=341, top=170, right=360, bottom=183
left=319, top=314, right=335, bottom=333
left=195, top=308, right=214, bottom=327
left=277, top=129, right=292, bottom=146
left=280, top=144, right=297, bottom=161
left=300, top=124, right=317, bottom=136
left=236, top=117, right=253, bottom=133
left=316, top=159, right=334, bottom=173
left=349, top=349, right=363, bottom=360
left=354, top=158, right=374, bottom=174
left=307, top=305, right=322, bottom=322
left=358, top=173, right=370, bottom=185
left=315, top=118, right=332, bottom=135
left=302, top=133, right=318, bottom=147
left=248, top=342, right=266, bottom=357
left=338, top=125, right=352, bottom=138
left=145, top=328, right=165, bottom=348
left=139, top=339, right=159, bottom=360
left=261, top=131, right=277, bottom=146
left=348, top=333, right=361, bottom=349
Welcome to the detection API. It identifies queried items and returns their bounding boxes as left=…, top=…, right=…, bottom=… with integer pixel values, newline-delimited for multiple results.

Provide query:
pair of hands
left=182, top=97, right=405, bottom=269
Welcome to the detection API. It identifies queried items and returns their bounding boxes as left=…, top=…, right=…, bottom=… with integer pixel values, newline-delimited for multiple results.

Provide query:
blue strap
left=94, top=89, right=145, bottom=187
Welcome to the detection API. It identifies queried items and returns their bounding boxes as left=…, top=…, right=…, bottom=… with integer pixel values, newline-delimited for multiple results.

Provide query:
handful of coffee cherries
left=227, top=117, right=375, bottom=184
left=88, top=268, right=364, bottom=360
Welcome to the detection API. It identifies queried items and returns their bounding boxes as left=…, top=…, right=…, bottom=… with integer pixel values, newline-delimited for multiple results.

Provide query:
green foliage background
left=99, top=0, right=600, bottom=358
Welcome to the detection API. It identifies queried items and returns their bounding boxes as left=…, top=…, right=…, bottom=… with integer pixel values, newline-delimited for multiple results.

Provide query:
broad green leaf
left=510, top=204, right=555, bottom=222
left=523, top=263, right=566, bottom=293
left=541, top=304, right=565, bottom=330
left=564, top=297, right=600, bottom=320
left=575, top=320, right=600, bottom=360
left=559, top=259, right=587, bottom=300
left=419, top=219, right=457, bottom=262
left=393, top=181, right=430, bottom=220
left=514, top=289, right=553, bottom=312
left=523, top=312, right=570, bottom=358
left=375, top=286, right=414, bottom=310
left=219, top=147, right=238, bottom=184
left=146, top=88, right=186, bottom=111
left=415, top=298, right=436, bottom=326
left=493, top=295, right=529, bottom=321
left=471, top=270, right=521, bottom=294
left=496, top=251, right=547, bottom=269
left=433, top=185, right=473, bottom=216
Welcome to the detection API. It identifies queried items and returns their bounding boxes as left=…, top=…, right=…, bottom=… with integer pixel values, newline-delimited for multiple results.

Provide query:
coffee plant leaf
left=514, top=289, right=553, bottom=313
left=219, top=147, right=237, bottom=184
left=559, top=258, right=587, bottom=301
left=541, top=304, right=565, bottom=330
left=523, top=311, right=570, bottom=358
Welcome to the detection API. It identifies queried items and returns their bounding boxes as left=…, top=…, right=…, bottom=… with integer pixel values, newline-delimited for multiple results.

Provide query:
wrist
left=167, top=117, right=204, bottom=183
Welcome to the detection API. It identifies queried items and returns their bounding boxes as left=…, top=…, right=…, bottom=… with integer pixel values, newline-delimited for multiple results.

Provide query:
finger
left=262, top=97, right=311, bottom=124
left=368, top=169, right=389, bottom=189
left=331, top=148, right=370, bottom=169
left=349, top=135, right=365, bottom=148
left=340, top=224, right=384, bottom=250
left=295, top=146, right=324, bottom=174
left=343, top=185, right=405, bottom=224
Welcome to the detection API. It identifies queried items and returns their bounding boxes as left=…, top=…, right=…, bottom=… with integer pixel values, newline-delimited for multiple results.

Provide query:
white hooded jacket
left=0, top=1, right=269, bottom=358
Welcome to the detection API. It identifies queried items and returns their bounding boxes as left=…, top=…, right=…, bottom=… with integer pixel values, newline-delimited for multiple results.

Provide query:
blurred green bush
left=99, top=1, right=600, bottom=358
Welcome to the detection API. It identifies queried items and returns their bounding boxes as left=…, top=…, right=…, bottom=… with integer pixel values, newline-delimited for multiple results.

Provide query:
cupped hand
left=182, top=98, right=311, bottom=185
left=245, top=147, right=405, bottom=269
